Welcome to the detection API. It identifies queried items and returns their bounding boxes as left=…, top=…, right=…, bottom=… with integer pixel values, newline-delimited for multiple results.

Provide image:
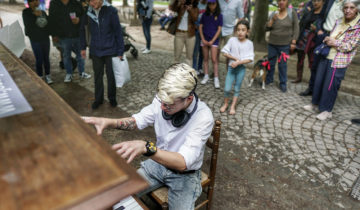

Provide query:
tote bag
left=112, top=55, right=131, bottom=88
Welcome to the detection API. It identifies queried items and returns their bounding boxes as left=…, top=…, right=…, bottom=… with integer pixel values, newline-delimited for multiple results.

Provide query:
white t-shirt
left=132, top=96, right=214, bottom=170
left=178, top=11, right=189, bottom=31
left=323, top=0, right=344, bottom=32
left=221, top=37, right=254, bottom=66
left=219, top=0, right=244, bottom=36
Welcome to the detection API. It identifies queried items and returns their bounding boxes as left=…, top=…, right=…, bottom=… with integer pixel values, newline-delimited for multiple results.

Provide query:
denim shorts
left=137, top=159, right=202, bottom=210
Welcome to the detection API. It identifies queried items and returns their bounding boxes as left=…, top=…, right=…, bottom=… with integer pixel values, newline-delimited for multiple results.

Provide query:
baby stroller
left=121, top=25, right=138, bottom=59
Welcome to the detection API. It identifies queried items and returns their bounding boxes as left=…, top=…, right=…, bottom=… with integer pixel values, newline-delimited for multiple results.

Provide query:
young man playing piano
left=82, top=63, right=214, bottom=209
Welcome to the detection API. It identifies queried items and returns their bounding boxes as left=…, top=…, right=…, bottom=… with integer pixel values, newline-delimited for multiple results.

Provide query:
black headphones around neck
left=162, top=92, right=198, bottom=128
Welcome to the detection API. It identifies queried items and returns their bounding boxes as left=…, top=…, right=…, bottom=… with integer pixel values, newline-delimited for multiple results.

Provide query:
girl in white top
left=220, top=20, right=254, bottom=115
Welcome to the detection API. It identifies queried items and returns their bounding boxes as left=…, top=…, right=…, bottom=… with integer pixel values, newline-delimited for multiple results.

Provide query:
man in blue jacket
left=80, top=0, right=124, bottom=109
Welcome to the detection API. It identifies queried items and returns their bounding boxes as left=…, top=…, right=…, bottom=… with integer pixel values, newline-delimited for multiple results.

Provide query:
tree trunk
left=250, top=0, right=269, bottom=48
left=123, top=0, right=128, bottom=7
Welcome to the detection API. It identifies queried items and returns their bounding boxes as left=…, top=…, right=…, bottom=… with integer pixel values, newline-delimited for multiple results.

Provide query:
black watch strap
left=144, top=141, right=157, bottom=157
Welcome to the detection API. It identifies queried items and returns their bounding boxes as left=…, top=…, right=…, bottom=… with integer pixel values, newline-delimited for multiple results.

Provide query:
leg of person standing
left=220, top=66, right=236, bottom=113
left=174, top=32, right=186, bottom=63
left=30, top=41, right=44, bottom=77
left=266, top=44, right=278, bottom=85
left=311, top=58, right=329, bottom=106
left=200, top=45, right=210, bottom=84
left=211, top=46, right=220, bottom=88
left=105, top=55, right=117, bottom=107
left=317, top=65, right=346, bottom=120
left=229, top=65, right=246, bottom=115
left=41, top=39, right=53, bottom=84
left=72, top=37, right=90, bottom=79
left=60, top=38, right=74, bottom=82
left=142, top=17, right=152, bottom=53
left=192, top=30, right=201, bottom=72
left=92, top=56, right=105, bottom=109
left=277, top=45, right=290, bottom=92
left=184, top=34, right=195, bottom=67
left=293, top=49, right=305, bottom=83
left=197, top=43, right=203, bottom=72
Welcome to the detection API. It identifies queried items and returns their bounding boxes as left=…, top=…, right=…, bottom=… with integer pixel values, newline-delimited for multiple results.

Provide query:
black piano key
left=115, top=206, right=125, bottom=210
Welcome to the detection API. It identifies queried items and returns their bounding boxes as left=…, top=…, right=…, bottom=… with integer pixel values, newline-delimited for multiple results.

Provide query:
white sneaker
left=303, top=104, right=317, bottom=112
left=316, top=111, right=332, bottom=120
left=201, top=75, right=209, bottom=84
left=45, top=75, right=53, bottom=84
left=214, top=77, right=220, bottom=88
left=64, top=74, right=72, bottom=83
left=142, top=49, right=151, bottom=54
left=80, top=72, right=91, bottom=79
left=140, top=47, right=146, bottom=51
left=196, top=69, right=204, bottom=76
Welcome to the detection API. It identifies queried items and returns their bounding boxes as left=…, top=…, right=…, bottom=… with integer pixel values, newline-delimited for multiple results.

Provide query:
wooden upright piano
left=0, top=43, right=148, bottom=210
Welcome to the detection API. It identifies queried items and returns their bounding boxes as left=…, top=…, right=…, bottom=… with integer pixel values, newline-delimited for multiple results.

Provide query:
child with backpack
left=220, top=20, right=254, bottom=115
left=199, top=0, right=223, bottom=88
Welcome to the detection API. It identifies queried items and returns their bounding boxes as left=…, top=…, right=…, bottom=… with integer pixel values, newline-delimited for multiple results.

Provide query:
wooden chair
left=150, top=120, right=222, bottom=210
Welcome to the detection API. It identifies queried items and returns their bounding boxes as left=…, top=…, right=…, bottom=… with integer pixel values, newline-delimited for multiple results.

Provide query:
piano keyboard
left=112, top=196, right=144, bottom=210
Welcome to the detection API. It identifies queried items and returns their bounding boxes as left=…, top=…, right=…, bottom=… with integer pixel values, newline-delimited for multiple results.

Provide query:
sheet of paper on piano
left=0, top=61, right=33, bottom=118
left=113, top=196, right=144, bottom=210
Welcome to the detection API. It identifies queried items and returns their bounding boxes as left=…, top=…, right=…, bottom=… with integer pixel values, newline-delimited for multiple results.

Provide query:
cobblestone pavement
left=2, top=4, right=360, bottom=208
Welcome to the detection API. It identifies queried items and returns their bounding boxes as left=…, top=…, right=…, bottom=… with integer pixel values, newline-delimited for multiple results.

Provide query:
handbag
left=167, top=17, right=177, bottom=35
left=314, top=43, right=330, bottom=57
left=112, top=55, right=131, bottom=88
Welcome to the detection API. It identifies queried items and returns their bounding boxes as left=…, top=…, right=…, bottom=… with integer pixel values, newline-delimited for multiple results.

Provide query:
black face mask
left=162, top=93, right=198, bottom=128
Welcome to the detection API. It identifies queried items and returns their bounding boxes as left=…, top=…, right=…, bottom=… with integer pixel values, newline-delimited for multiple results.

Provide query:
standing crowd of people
left=22, top=0, right=125, bottom=110
left=21, top=0, right=360, bottom=117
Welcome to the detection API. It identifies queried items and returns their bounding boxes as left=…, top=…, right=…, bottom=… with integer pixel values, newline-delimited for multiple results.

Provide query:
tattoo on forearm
left=116, top=117, right=137, bottom=130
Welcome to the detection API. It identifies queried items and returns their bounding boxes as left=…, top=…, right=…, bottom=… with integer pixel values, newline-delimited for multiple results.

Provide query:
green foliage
left=290, top=0, right=306, bottom=7
left=269, top=0, right=307, bottom=7
left=154, top=1, right=169, bottom=5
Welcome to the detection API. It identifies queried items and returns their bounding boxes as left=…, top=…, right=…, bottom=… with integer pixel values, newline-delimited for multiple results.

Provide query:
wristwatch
left=144, top=141, right=157, bottom=156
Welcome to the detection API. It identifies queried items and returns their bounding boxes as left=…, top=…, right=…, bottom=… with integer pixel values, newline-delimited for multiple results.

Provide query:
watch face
left=148, top=142, right=156, bottom=153
left=145, top=141, right=157, bottom=156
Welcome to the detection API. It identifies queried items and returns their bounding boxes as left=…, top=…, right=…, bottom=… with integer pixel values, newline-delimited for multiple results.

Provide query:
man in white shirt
left=218, top=0, right=244, bottom=49
left=83, top=63, right=214, bottom=209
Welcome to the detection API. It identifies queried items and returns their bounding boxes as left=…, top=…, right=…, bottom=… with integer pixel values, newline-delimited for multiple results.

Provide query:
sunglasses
left=156, top=96, right=186, bottom=111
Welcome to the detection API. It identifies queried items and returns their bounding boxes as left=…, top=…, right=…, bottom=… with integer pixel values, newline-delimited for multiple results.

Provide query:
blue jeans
left=312, top=58, right=346, bottom=112
left=266, top=44, right=290, bottom=88
left=137, top=159, right=202, bottom=210
left=159, top=16, right=172, bottom=29
left=30, top=39, right=50, bottom=77
left=142, top=17, right=152, bottom=50
left=59, top=37, right=84, bottom=75
left=308, top=33, right=328, bottom=91
left=224, top=65, right=246, bottom=97
left=192, top=30, right=203, bottom=71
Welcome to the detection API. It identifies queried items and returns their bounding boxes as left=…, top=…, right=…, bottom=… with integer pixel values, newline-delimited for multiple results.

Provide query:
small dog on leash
left=248, top=55, right=269, bottom=90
